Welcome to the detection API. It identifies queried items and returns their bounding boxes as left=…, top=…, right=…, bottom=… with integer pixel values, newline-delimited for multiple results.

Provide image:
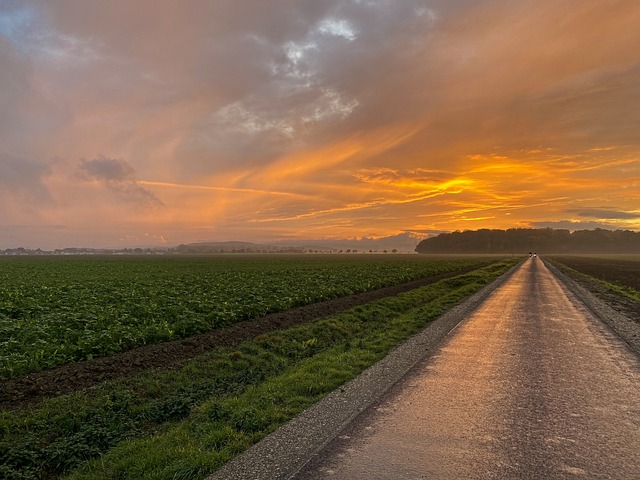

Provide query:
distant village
left=0, top=247, right=167, bottom=256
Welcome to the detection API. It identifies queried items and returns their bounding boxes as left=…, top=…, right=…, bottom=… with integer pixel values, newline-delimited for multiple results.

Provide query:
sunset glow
left=1, top=0, right=639, bottom=248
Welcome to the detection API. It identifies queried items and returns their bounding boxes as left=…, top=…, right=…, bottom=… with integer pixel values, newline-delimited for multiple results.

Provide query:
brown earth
left=548, top=255, right=640, bottom=292
left=548, top=256, right=640, bottom=323
left=0, top=265, right=487, bottom=411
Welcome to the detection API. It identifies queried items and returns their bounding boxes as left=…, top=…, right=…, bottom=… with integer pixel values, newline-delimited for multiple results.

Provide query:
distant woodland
left=415, top=228, right=640, bottom=254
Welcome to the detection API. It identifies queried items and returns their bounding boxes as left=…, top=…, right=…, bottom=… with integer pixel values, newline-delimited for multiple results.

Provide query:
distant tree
left=415, top=228, right=640, bottom=254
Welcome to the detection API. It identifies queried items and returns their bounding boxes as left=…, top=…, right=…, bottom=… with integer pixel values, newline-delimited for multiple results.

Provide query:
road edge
left=543, top=258, right=640, bottom=356
left=207, top=259, right=524, bottom=480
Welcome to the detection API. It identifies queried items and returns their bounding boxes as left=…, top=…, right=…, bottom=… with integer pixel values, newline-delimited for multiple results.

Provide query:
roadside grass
left=595, top=279, right=640, bottom=303
left=0, top=259, right=518, bottom=480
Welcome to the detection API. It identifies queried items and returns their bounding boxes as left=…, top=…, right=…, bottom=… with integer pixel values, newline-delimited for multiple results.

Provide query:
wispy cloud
left=138, top=180, right=307, bottom=198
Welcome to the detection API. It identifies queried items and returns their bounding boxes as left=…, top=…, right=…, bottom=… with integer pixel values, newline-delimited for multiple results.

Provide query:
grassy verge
left=0, top=259, right=518, bottom=480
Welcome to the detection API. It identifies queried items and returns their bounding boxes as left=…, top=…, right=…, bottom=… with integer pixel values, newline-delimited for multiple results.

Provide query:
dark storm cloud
left=77, top=156, right=164, bottom=209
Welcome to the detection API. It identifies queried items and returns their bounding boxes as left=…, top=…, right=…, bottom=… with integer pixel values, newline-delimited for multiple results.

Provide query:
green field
left=0, top=255, right=518, bottom=479
left=0, top=255, right=497, bottom=379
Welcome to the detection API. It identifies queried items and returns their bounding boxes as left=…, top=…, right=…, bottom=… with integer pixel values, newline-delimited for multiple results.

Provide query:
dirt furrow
left=1, top=265, right=485, bottom=410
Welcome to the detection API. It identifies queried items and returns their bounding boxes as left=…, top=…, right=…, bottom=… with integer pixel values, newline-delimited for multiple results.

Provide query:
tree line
left=415, top=228, right=640, bottom=254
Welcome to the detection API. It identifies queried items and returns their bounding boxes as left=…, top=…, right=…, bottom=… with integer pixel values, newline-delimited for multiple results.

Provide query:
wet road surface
left=293, top=258, right=640, bottom=479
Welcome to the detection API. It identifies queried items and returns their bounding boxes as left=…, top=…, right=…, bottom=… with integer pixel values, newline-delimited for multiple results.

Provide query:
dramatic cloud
left=0, top=0, right=638, bottom=248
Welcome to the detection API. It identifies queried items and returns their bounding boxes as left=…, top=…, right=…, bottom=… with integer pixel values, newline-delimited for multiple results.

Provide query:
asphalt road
left=293, top=257, right=640, bottom=479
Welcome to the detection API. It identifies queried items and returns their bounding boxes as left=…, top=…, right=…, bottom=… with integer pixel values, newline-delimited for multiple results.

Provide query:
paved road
left=293, top=258, right=640, bottom=479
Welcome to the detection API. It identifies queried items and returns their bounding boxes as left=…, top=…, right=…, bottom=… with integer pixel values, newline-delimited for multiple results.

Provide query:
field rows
left=0, top=258, right=518, bottom=480
left=547, top=255, right=640, bottom=294
left=0, top=255, right=493, bottom=379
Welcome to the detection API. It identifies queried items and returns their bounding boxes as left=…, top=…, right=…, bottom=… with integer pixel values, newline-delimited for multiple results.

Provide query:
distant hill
left=415, top=228, right=640, bottom=254
left=269, top=232, right=425, bottom=253
left=171, top=241, right=312, bottom=254
left=173, top=232, right=427, bottom=254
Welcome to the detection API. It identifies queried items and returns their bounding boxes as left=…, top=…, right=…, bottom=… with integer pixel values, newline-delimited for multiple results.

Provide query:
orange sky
left=1, top=0, right=639, bottom=248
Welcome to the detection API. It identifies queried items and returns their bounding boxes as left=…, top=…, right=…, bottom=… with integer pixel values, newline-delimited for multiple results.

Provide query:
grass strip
left=0, top=259, right=517, bottom=480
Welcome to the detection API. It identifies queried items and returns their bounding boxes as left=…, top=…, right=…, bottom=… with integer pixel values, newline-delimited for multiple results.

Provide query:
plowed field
left=548, top=255, right=640, bottom=292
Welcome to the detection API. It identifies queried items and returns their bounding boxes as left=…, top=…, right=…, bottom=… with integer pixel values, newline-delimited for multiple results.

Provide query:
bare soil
left=0, top=265, right=484, bottom=411
left=548, top=256, right=640, bottom=292
left=548, top=256, right=640, bottom=322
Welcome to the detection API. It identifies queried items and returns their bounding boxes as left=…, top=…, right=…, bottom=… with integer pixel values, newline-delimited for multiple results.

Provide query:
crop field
left=547, top=254, right=640, bottom=295
left=0, top=254, right=498, bottom=380
left=0, top=255, right=518, bottom=479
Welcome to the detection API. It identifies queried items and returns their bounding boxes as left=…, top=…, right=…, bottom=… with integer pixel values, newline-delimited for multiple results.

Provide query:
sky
left=1, top=0, right=639, bottom=249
